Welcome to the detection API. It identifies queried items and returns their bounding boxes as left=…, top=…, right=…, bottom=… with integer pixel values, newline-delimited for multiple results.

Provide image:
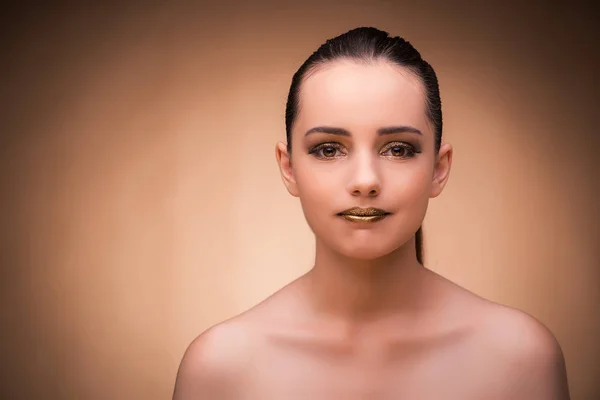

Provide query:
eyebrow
left=304, top=125, right=423, bottom=136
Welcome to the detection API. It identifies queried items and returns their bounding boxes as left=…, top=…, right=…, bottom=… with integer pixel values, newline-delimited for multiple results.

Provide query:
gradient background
left=1, top=1, right=598, bottom=399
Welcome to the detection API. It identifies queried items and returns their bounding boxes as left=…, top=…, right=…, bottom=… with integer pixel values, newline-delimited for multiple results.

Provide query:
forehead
left=297, top=59, right=429, bottom=133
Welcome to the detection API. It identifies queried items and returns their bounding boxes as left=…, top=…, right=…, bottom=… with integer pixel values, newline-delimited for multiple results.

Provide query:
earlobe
left=275, top=141, right=300, bottom=197
left=430, top=143, right=453, bottom=198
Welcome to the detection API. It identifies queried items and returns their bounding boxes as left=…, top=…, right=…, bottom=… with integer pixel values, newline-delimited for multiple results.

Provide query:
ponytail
left=415, top=226, right=424, bottom=265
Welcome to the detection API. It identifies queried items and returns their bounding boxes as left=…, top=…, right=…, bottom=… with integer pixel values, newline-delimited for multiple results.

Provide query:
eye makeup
left=308, top=142, right=346, bottom=159
left=307, top=140, right=421, bottom=161
left=380, top=141, right=421, bottom=158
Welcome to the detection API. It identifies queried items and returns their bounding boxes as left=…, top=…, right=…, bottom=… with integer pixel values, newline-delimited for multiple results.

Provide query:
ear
left=275, top=141, right=299, bottom=197
left=430, top=142, right=453, bottom=198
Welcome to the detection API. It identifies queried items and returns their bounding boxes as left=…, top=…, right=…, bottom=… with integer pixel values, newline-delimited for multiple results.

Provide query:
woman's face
left=277, top=59, right=452, bottom=260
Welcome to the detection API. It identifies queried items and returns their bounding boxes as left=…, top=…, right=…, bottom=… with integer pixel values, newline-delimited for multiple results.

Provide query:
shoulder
left=422, top=271, right=570, bottom=398
left=477, top=304, right=565, bottom=368
left=172, top=318, right=257, bottom=399
left=474, top=302, right=570, bottom=399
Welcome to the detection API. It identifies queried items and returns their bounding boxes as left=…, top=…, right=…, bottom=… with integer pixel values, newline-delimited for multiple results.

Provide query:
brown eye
left=381, top=142, right=418, bottom=159
left=391, top=146, right=407, bottom=157
left=309, top=143, right=345, bottom=159
left=321, top=146, right=337, bottom=157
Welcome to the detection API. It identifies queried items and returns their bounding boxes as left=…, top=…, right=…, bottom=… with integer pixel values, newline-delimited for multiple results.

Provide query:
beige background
left=1, top=1, right=598, bottom=399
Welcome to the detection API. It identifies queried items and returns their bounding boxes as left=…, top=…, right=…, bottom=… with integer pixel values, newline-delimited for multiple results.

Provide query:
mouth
left=337, top=207, right=391, bottom=223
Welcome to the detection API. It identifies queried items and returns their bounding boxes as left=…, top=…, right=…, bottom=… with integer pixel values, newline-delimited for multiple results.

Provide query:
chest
left=239, top=338, right=499, bottom=400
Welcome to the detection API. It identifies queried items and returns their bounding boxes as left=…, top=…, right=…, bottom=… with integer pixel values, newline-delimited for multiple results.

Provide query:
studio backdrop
left=1, top=1, right=598, bottom=399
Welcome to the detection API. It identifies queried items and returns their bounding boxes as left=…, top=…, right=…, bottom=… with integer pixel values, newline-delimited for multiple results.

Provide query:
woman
left=173, top=27, right=570, bottom=399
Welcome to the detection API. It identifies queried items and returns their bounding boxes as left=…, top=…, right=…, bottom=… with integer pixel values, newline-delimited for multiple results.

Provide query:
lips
left=337, top=207, right=391, bottom=223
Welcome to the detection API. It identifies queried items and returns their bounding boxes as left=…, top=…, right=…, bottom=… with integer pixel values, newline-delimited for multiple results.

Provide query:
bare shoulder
left=172, top=317, right=257, bottom=399
left=428, top=272, right=570, bottom=398
left=473, top=300, right=571, bottom=399
left=172, top=283, right=296, bottom=399
left=477, top=302, right=562, bottom=356
left=431, top=272, right=566, bottom=362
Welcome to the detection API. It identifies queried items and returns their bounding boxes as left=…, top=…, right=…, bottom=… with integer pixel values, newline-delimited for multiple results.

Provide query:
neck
left=304, top=236, right=426, bottom=324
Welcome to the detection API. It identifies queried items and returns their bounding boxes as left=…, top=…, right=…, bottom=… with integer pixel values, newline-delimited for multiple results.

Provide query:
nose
left=347, top=152, right=381, bottom=197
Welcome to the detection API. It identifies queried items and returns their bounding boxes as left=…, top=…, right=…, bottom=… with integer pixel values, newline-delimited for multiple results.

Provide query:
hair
left=284, top=27, right=443, bottom=265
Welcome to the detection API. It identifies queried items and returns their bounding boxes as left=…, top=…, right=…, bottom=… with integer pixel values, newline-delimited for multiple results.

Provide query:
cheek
left=398, top=166, right=434, bottom=232
left=386, top=162, right=433, bottom=204
left=294, top=161, right=337, bottom=201
left=292, top=162, right=341, bottom=232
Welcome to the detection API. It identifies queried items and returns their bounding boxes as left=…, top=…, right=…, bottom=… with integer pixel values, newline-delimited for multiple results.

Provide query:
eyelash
left=308, top=142, right=420, bottom=160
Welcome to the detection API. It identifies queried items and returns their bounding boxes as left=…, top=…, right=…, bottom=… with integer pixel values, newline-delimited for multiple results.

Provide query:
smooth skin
left=173, top=59, right=570, bottom=399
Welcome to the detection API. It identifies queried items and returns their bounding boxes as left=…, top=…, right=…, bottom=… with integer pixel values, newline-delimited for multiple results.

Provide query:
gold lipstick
left=337, top=207, right=390, bottom=223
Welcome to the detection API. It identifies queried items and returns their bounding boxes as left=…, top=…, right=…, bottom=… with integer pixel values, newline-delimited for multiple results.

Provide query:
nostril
left=351, top=187, right=380, bottom=196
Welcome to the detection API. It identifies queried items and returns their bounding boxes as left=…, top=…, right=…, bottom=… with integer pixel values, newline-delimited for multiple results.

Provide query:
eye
left=381, top=142, right=419, bottom=159
left=309, top=143, right=346, bottom=159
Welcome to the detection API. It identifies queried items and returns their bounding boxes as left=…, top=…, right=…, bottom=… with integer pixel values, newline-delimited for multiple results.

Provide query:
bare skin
left=173, top=59, right=570, bottom=399
left=173, top=267, right=569, bottom=399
